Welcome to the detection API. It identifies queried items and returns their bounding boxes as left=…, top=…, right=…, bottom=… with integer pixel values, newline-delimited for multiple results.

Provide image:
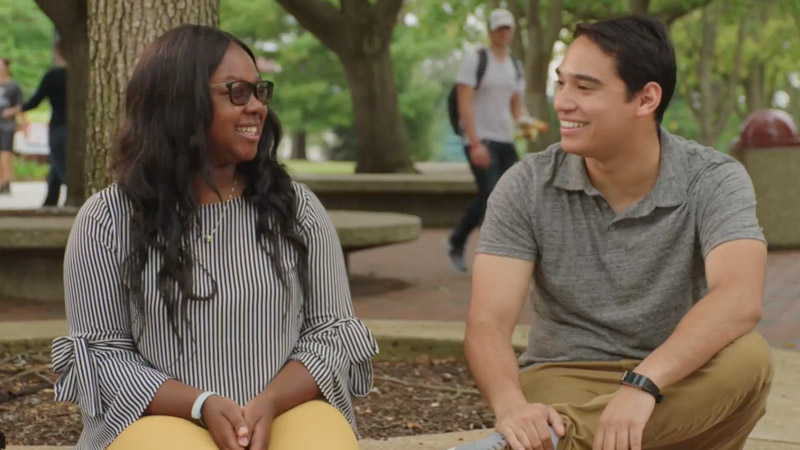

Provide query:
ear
left=635, top=81, right=662, bottom=119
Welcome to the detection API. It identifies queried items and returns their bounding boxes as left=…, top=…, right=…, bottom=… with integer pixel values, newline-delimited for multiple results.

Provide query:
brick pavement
left=349, top=229, right=800, bottom=351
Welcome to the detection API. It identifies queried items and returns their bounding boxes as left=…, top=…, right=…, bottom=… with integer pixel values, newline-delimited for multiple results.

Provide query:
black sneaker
left=446, top=237, right=468, bottom=272
left=0, top=183, right=10, bottom=195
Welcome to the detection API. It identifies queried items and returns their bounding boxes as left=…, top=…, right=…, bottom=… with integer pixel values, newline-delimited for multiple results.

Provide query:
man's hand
left=243, top=393, right=278, bottom=450
left=201, top=395, right=250, bottom=450
left=469, top=141, right=491, bottom=169
left=495, top=400, right=565, bottom=450
left=593, top=386, right=656, bottom=450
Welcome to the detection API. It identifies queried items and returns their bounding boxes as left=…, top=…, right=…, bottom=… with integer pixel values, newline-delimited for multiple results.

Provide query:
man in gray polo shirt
left=460, top=16, right=772, bottom=450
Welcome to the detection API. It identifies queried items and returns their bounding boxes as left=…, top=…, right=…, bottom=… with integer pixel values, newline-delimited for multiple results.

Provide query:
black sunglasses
left=209, top=80, right=274, bottom=106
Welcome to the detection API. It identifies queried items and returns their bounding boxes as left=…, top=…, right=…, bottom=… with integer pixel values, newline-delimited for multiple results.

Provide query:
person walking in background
left=447, top=8, right=532, bottom=273
left=0, top=57, right=23, bottom=195
left=21, top=41, right=67, bottom=206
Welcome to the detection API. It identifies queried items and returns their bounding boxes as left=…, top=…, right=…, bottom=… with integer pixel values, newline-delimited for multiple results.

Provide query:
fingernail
left=239, top=437, right=249, bottom=446
left=238, top=426, right=248, bottom=436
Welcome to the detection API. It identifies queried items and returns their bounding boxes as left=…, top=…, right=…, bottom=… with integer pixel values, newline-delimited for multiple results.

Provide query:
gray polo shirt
left=477, top=129, right=766, bottom=365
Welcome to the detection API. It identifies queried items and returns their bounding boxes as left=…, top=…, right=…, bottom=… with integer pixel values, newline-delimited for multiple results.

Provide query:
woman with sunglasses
left=51, top=25, right=377, bottom=450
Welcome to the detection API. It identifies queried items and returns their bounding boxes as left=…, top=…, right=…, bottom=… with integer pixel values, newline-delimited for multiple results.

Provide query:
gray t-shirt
left=456, top=49, right=525, bottom=144
left=0, top=80, right=22, bottom=132
left=477, top=129, right=766, bottom=365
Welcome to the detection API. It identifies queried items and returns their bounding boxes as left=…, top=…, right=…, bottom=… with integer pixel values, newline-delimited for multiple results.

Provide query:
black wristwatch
left=620, top=370, right=663, bottom=403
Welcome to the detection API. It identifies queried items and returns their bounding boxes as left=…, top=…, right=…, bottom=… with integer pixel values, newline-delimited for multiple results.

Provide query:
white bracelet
left=190, top=391, right=217, bottom=426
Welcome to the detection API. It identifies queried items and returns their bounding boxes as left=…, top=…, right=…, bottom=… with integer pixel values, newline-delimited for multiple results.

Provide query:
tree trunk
left=525, top=0, right=564, bottom=152
left=697, top=7, right=715, bottom=145
left=745, top=62, right=766, bottom=113
left=84, top=0, right=219, bottom=195
left=277, top=0, right=413, bottom=173
left=33, top=0, right=89, bottom=207
left=786, top=75, right=800, bottom=119
left=694, top=6, right=745, bottom=147
left=507, top=0, right=527, bottom=78
left=342, top=49, right=410, bottom=172
left=291, top=131, right=307, bottom=160
left=629, top=0, right=651, bottom=15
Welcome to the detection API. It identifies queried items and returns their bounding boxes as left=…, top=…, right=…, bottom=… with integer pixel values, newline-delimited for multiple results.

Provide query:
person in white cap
left=447, top=8, right=531, bottom=272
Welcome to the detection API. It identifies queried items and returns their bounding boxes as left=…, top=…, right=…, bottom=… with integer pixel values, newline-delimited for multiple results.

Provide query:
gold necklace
left=203, top=178, right=238, bottom=244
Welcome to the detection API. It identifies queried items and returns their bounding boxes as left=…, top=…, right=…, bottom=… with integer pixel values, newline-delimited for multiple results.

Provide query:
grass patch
left=282, top=159, right=355, bottom=175
left=13, top=157, right=49, bottom=181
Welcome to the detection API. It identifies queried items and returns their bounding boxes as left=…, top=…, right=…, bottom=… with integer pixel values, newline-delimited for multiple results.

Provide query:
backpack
left=447, top=48, right=523, bottom=135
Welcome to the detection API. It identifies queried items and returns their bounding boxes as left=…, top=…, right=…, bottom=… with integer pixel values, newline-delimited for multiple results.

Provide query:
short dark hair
left=574, top=15, right=676, bottom=124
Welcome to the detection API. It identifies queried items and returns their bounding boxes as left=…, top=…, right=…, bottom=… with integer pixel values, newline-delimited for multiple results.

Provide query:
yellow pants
left=520, top=331, right=773, bottom=450
left=108, top=400, right=358, bottom=450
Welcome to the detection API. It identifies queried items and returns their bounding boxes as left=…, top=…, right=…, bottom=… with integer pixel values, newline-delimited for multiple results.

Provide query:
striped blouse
left=51, top=182, right=379, bottom=450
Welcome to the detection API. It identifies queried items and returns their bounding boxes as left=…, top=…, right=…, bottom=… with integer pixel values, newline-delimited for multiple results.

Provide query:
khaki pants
left=108, top=400, right=358, bottom=450
left=520, top=331, right=773, bottom=450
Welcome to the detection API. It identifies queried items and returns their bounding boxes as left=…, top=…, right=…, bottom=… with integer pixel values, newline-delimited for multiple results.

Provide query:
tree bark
left=507, top=0, right=527, bottom=75
left=33, top=0, right=89, bottom=207
left=525, top=0, right=564, bottom=152
left=629, top=0, right=651, bottom=15
left=745, top=62, right=766, bottom=113
left=694, top=6, right=745, bottom=146
left=291, top=131, right=307, bottom=160
left=786, top=75, right=800, bottom=119
left=277, top=0, right=413, bottom=173
left=84, top=0, right=219, bottom=195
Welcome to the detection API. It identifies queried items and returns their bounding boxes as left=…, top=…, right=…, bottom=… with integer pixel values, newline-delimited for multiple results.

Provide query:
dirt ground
left=0, top=341, right=492, bottom=446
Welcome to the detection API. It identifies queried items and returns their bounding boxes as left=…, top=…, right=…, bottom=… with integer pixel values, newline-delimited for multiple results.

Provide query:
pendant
left=204, top=235, right=212, bottom=243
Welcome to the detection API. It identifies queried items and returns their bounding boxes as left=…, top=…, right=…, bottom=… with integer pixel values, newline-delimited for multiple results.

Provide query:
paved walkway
left=0, top=181, right=66, bottom=210
left=348, top=229, right=800, bottom=351
left=2, top=224, right=799, bottom=350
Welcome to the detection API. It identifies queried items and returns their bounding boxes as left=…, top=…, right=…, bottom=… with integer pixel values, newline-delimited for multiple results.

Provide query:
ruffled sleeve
left=289, top=184, right=379, bottom=433
left=51, top=190, right=170, bottom=450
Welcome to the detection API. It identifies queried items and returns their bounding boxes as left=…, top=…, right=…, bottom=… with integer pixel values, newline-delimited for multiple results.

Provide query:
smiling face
left=207, top=43, right=267, bottom=167
left=554, top=36, right=659, bottom=158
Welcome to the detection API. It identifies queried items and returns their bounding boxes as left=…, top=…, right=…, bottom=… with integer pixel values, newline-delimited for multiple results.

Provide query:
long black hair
left=112, top=25, right=308, bottom=344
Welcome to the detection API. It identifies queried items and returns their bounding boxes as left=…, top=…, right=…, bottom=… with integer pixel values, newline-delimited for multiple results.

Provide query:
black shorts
left=0, top=129, right=14, bottom=152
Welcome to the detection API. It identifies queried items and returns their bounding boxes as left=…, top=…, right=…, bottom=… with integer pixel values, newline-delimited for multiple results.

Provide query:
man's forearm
left=458, top=104, right=480, bottom=144
left=510, top=98, right=528, bottom=122
left=634, top=287, right=762, bottom=390
left=465, top=323, right=528, bottom=412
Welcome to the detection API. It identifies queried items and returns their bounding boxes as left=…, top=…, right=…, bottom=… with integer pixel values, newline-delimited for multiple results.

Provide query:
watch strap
left=621, top=371, right=663, bottom=403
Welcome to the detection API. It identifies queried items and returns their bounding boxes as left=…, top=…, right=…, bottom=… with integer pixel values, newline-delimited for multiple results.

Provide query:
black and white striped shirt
left=51, top=182, right=378, bottom=450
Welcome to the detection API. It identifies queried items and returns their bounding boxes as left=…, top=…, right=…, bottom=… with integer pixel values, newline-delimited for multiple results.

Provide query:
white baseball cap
left=489, top=9, right=515, bottom=31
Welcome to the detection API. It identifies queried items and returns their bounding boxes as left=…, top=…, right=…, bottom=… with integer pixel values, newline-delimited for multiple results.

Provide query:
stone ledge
left=0, top=211, right=421, bottom=251
left=295, top=173, right=476, bottom=194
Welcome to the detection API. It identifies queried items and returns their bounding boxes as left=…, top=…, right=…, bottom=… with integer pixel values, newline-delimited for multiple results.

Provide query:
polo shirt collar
left=552, top=127, right=688, bottom=209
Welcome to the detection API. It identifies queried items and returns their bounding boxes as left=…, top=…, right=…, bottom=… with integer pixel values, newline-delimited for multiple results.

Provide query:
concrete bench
left=0, top=209, right=420, bottom=303
left=294, top=173, right=476, bottom=228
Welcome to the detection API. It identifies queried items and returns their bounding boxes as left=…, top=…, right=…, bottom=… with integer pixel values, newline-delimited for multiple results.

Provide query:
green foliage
left=0, top=0, right=54, bottom=97
left=13, top=157, right=49, bottom=181
left=221, top=0, right=351, bottom=147
left=670, top=0, right=800, bottom=148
